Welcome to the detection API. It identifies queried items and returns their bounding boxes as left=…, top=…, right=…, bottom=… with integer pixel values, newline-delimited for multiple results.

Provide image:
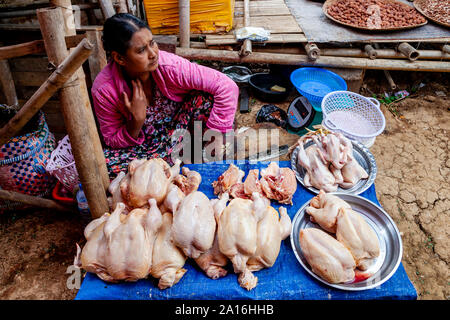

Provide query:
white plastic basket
left=45, top=135, right=80, bottom=192
left=321, top=91, right=386, bottom=148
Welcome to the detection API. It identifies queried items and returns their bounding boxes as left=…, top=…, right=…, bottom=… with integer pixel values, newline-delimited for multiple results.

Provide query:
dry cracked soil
left=0, top=70, right=448, bottom=300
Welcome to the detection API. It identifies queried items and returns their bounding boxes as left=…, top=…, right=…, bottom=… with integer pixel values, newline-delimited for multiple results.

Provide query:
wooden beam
left=0, top=189, right=75, bottom=213
left=176, top=47, right=450, bottom=72
left=0, top=38, right=93, bottom=146
left=37, top=7, right=109, bottom=219
left=0, top=35, right=85, bottom=61
left=0, top=40, right=45, bottom=60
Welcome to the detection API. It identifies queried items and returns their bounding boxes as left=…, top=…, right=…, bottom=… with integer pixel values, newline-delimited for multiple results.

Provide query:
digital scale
left=287, top=96, right=316, bottom=131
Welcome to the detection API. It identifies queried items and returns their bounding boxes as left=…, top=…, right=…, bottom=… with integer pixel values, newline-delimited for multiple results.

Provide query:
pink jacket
left=91, top=50, right=239, bottom=149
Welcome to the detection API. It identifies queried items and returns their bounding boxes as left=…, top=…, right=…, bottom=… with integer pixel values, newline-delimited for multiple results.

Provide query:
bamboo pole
left=364, top=44, right=377, bottom=60
left=304, top=42, right=320, bottom=61
left=0, top=189, right=75, bottom=213
left=175, top=47, right=450, bottom=72
left=397, top=42, right=420, bottom=61
left=322, top=47, right=449, bottom=60
left=37, top=7, right=109, bottom=219
left=99, top=0, right=116, bottom=19
left=239, top=0, right=252, bottom=57
left=0, top=38, right=93, bottom=146
left=51, top=0, right=110, bottom=191
left=179, top=0, right=190, bottom=48
left=0, top=60, right=19, bottom=109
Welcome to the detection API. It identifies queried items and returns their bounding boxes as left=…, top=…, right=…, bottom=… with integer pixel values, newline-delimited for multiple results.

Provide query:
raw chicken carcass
left=173, top=167, right=202, bottom=195
left=75, top=199, right=163, bottom=282
left=335, top=151, right=369, bottom=189
left=336, top=208, right=380, bottom=271
left=312, top=132, right=349, bottom=170
left=305, top=190, right=351, bottom=233
left=297, top=138, right=338, bottom=192
left=247, top=195, right=292, bottom=272
left=151, top=212, right=187, bottom=289
left=217, top=194, right=269, bottom=290
left=212, top=164, right=245, bottom=195
left=299, top=228, right=356, bottom=284
left=172, top=191, right=216, bottom=259
left=120, top=158, right=181, bottom=208
left=260, top=162, right=297, bottom=205
left=194, top=193, right=230, bottom=279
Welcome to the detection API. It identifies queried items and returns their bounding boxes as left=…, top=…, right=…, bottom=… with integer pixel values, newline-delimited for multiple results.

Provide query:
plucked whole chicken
left=194, top=193, right=231, bottom=279
left=336, top=207, right=380, bottom=271
left=74, top=199, right=163, bottom=283
left=217, top=193, right=292, bottom=290
left=299, top=228, right=356, bottom=284
left=120, top=158, right=181, bottom=208
left=172, top=191, right=217, bottom=259
left=151, top=212, right=187, bottom=289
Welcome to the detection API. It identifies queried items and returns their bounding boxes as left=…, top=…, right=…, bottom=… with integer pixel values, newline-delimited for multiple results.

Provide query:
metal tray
left=291, top=139, right=377, bottom=195
left=290, top=193, right=403, bottom=291
left=323, top=0, right=428, bottom=32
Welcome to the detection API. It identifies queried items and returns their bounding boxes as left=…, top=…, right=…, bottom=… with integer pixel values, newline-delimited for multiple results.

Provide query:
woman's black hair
left=102, top=13, right=151, bottom=57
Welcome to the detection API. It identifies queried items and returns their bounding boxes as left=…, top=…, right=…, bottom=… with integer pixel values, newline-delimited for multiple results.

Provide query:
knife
left=245, top=144, right=290, bottom=161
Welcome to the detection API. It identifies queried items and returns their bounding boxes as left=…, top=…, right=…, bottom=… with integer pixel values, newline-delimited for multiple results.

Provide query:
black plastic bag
left=256, top=104, right=288, bottom=129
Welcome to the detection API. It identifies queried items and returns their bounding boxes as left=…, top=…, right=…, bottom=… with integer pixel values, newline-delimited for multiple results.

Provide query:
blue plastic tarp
left=75, top=161, right=417, bottom=300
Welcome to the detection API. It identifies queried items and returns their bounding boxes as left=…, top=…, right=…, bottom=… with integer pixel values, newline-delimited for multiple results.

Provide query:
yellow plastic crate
left=143, top=0, right=235, bottom=34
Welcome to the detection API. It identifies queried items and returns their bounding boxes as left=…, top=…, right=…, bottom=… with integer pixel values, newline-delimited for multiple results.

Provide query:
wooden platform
left=205, top=0, right=307, bottom=46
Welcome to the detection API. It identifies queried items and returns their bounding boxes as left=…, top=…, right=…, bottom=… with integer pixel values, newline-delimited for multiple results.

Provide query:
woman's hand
left=124, top=79, right=147, bottom=139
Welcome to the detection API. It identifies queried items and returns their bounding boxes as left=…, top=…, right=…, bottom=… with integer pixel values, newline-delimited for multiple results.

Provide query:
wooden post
left=99, top=0, right=116, bottom=19
left=397, top=42, right=420, bottom=61
left=305, top=42, right=320, bottom=61
left=364, top=44, right=377, bottom=60
left=0, top=38, right=94, bottom=146
left=37, top=7, right=109, bottom=219
left=86, top=29, right=107, bottom=81
left=179, top=0, right=190, bottom=48
left=51, top=0, right=110, bottom=191
left=239, top=0, right=252, bottom=57
left=0, top=189, right=75, bottom=213
left=117, top=0, right=128, bottom=13
left=0, top=60, right=19, bottom=109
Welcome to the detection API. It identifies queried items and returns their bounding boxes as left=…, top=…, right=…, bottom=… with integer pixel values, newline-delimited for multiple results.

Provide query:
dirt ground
left=0, top=69, right=448, bottom=300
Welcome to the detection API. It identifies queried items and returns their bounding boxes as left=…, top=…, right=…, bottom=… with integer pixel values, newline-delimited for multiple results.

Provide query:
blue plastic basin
left=290, top=67, right=347, bottom=112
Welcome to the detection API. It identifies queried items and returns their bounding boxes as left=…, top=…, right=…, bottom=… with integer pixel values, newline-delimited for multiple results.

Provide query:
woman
left=92, top=13, right=239, bottom=178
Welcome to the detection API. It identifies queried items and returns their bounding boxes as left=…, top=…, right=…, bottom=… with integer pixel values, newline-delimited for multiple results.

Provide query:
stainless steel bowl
left=290, top=139, right=377, bottom=195
left=290, top=193, right=403, bottom=291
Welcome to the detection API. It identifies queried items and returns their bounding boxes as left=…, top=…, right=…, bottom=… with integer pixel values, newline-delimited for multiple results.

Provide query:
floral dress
left=103, top=82, right=213, bottom=179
